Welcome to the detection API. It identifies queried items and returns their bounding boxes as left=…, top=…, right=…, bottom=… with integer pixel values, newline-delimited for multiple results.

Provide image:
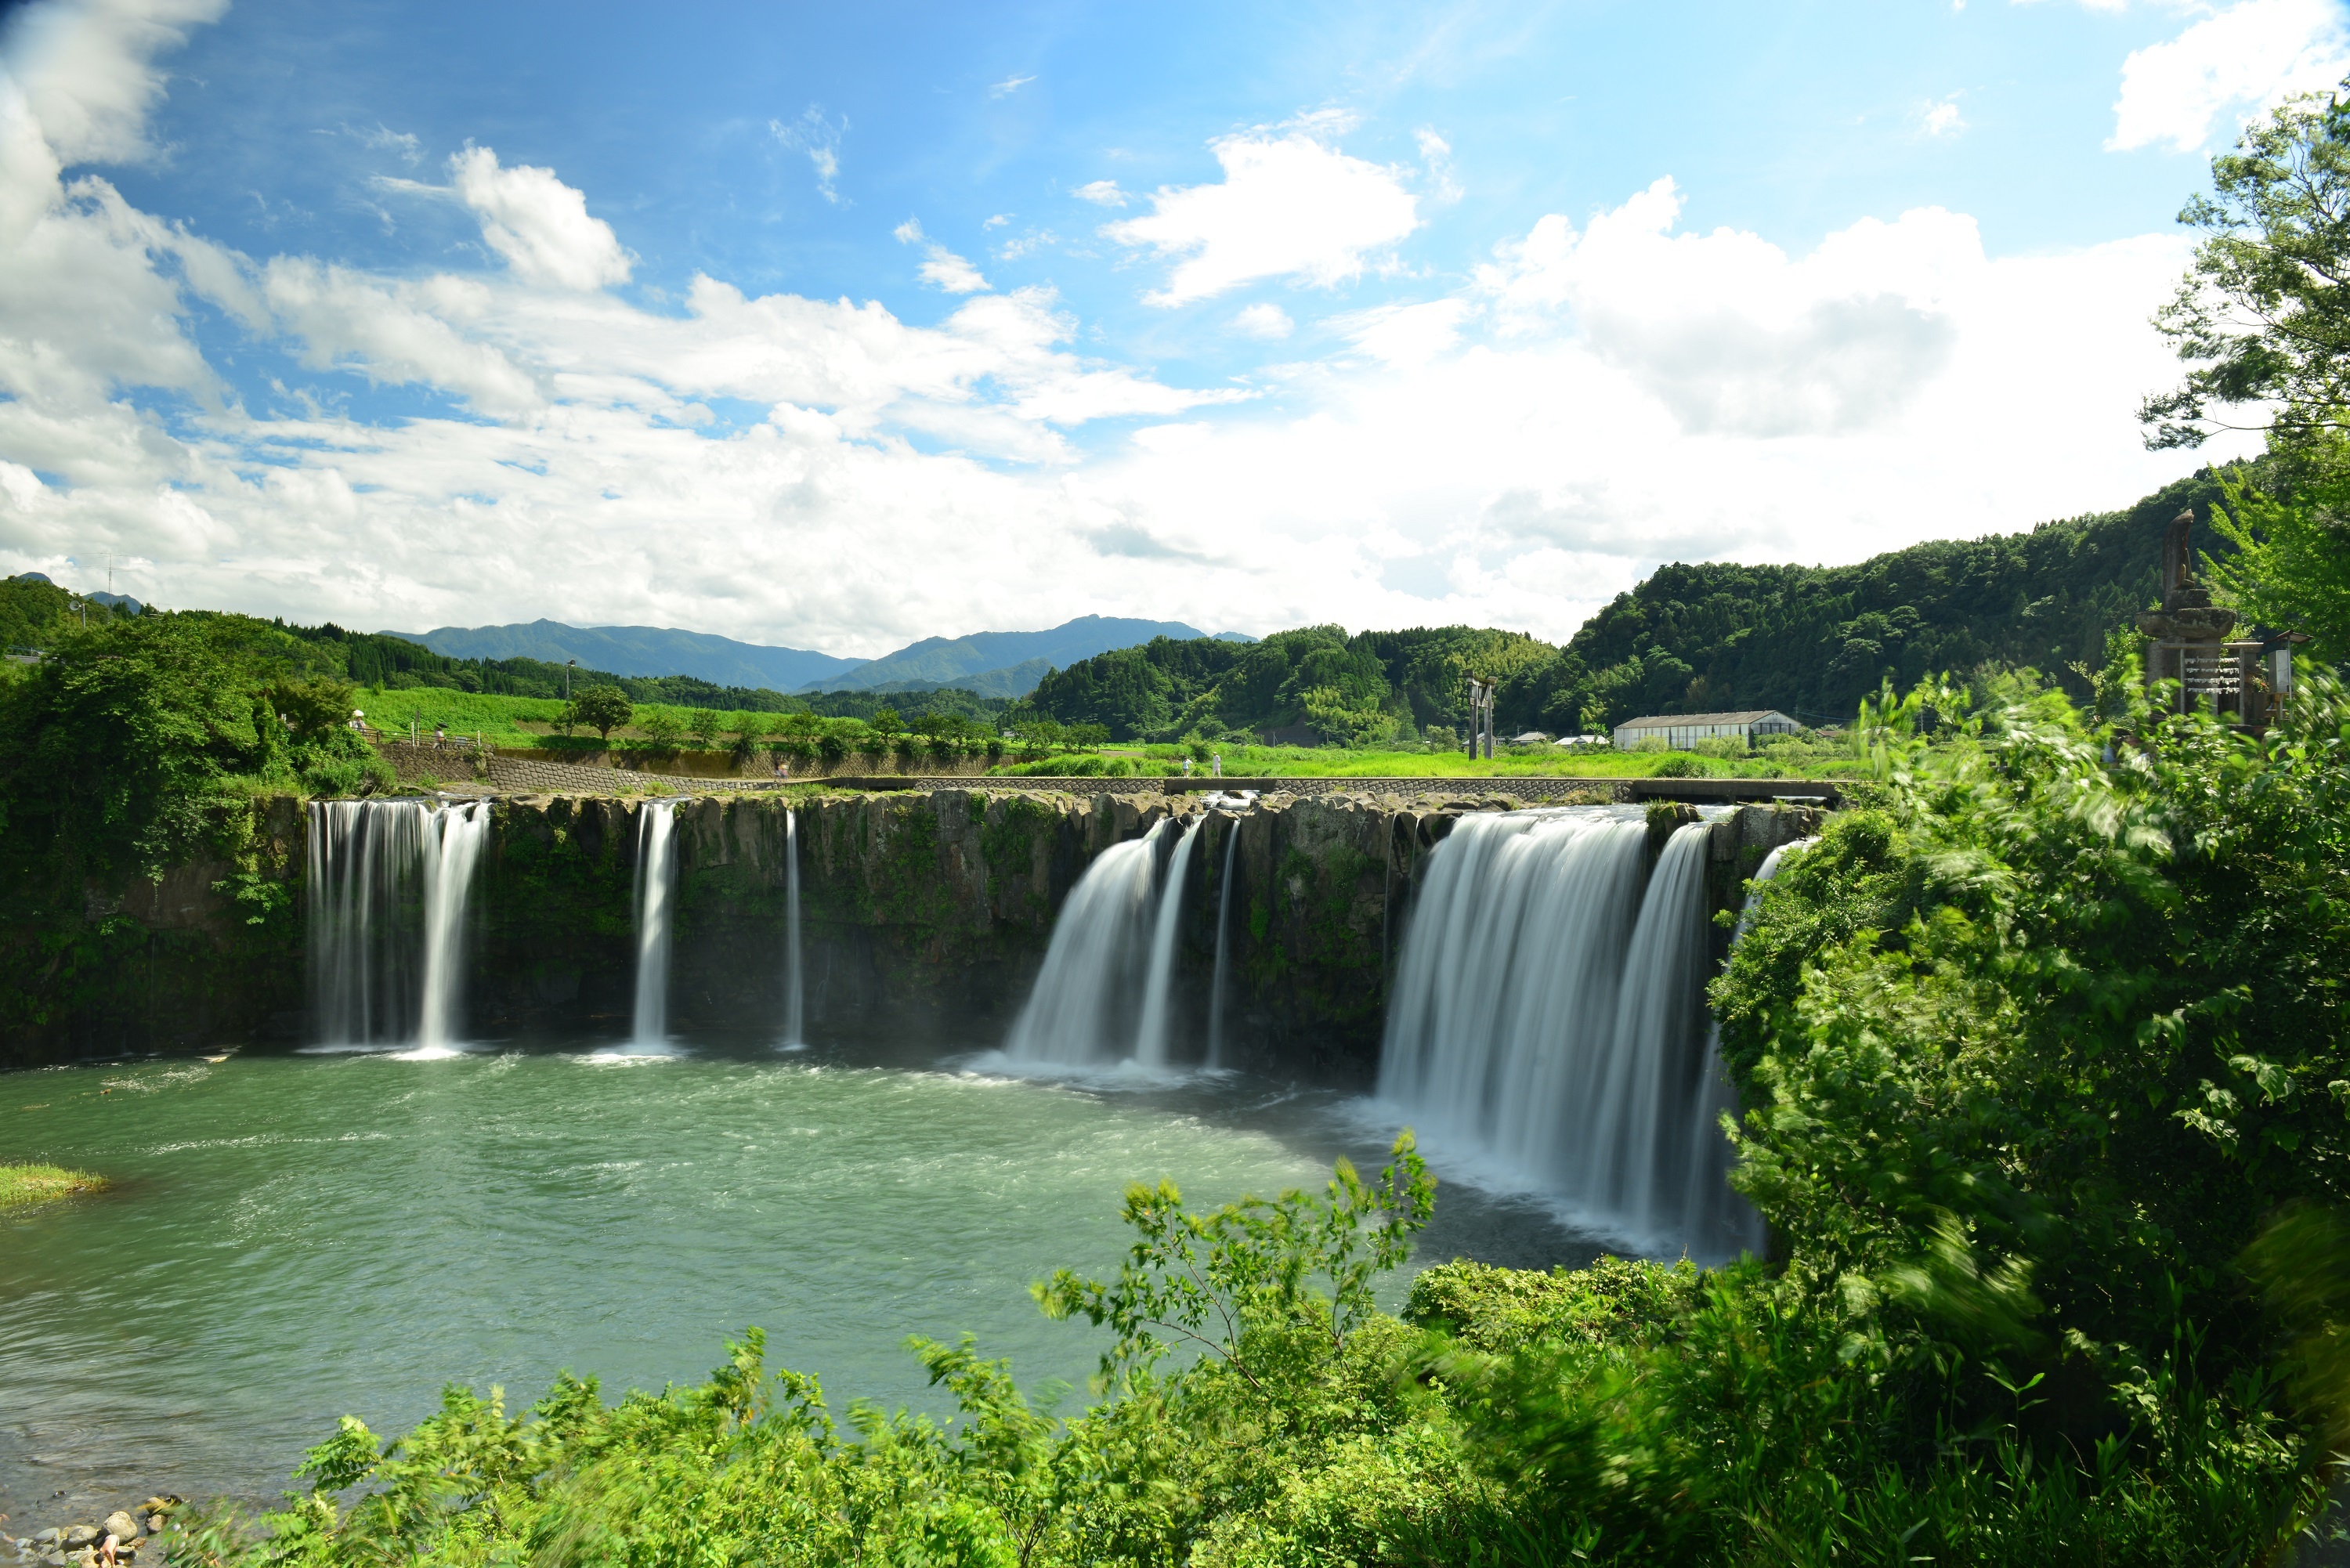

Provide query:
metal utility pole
left=565, top=658, right=577, bottom=700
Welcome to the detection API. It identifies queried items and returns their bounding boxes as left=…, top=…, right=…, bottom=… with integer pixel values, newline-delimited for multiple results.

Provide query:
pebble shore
left=5, top=1498, right=179, bottom=1568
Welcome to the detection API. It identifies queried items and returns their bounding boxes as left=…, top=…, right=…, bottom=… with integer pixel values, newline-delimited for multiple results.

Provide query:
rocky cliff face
left=2, top=788, right=1821, bottom=1081
left=476, top=787, right=1430, bottom=1075
left=0, top=796, right=309, bottom=1071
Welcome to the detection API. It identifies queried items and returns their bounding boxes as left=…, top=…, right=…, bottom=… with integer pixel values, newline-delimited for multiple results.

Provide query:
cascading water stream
left=308, top=799, right=488, bottom=1052
left=1378, top=810, right=1755, bottom=1259
left=1133, top=817, right=1202, bottom=1068
left=1580, top=824, right=1712, bottom=1240
left=631, top=802, right=678, bottom=1046
left=1206, top=820, right=1239, bottom=1069
left=1004, top=819, right=1171, bottom=1065
left=779, top=807, right=805, bottom=1050
left=415, top=801, right=490, bottom=1054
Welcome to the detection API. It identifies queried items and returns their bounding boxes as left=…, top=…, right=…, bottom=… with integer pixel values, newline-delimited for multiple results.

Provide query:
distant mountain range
left=809, top=616, right=1249, bottom=695
left=385, top=620, right=861, bottom=692
left=386, top=614, right=1254, bottom=698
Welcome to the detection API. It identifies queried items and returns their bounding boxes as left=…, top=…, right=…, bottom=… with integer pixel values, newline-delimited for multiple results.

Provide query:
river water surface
left=0, top=1041, right=1588, bottom=1519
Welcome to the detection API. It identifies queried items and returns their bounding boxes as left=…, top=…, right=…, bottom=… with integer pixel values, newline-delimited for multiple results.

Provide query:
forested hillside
left=1504, top=467, right=2230, bottom=733
left=1016, top=624, right=1556, bottom=744
left=1022, top=468, right=2233, bottom=742
left=2, top=573, right=134, bottom=650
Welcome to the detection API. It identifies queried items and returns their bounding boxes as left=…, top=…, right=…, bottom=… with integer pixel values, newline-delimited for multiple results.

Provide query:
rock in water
left=62, top=1526, right=99, bottom=1548
left=102, top=1514, right=140, bottom=1545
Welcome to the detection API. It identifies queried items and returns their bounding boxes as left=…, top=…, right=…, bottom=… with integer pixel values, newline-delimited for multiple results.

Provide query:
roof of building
left=1614, top=710, right=1796, bottom=728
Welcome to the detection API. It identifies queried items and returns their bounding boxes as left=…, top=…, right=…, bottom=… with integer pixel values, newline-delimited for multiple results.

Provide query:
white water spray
left=1207, top=819, right=1239, bottom=1068
left=1133, top=817, right=1202, bottom=1067
left=780, top=807, right=805, bottom=1049
left=631, top=802, right=678, bottom=1046
left=1004, top=818, right=1172, bottom=1065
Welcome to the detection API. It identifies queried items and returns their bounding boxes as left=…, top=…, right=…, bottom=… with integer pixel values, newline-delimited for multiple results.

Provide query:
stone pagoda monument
left=2137, top=508, right=2261, bottom=721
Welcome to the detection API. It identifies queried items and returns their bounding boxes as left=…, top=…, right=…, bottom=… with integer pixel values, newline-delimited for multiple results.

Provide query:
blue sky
left=0, top=0, right=2341, bottom=653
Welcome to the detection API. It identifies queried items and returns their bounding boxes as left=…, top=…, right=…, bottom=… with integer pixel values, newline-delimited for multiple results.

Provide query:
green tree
left=267, top=675, right=357, bottom=745
left=2143, top=85, right=2350, bottom=451
left=638, top=708, right=686, bottom=749
left=2211, top=455, right=2350, bottom=661
left=566, top=685, right=632, bottom=743
left=728, top=712, right=772, bottom=765
left=686, top=707, right=724, bottom=749
left=869, top=706, right=904, bottom=740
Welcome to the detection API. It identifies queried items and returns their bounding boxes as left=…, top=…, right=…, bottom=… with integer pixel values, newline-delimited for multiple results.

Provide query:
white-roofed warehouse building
left=1612, top=710, right=1799, bottom=751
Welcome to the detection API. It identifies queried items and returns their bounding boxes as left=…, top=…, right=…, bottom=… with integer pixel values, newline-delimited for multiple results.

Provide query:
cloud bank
left=0, top=0, right=2251, bottom=659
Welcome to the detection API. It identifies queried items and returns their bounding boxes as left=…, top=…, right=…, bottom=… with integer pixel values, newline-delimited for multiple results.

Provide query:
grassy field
left=0, top=1163, right=108, bottom=1208
left=1000, top=737, right=1863, bottom=781
left=345, top=685, right=1864, bottom=781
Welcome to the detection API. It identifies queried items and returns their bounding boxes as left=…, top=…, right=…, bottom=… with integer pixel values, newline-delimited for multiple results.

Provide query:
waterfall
left=415, top=801, right=490, bottom=1053
left=1378, top=810, right=1751, bottom=1259
left=1003, top=818, right=1173, bottom=1066
left=631, top=802, right=678, bottom=1046
left=1206, top=819, right=1239, bottom=1068
left=1580, top=825, right=1712, bottom=1241
left=308, top=798, right=487, bottom=1052
left=779, top=807, right=805, bottom=1050
left=1133, top=817, right=1202, bottom=1067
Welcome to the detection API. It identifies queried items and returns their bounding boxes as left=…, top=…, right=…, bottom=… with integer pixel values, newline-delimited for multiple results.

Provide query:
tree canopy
left=2142, top=88, right=2350, bottom=451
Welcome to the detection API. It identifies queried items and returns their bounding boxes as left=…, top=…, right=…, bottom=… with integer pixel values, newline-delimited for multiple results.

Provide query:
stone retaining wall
left=856, top=774, right=1842, bottom=804
left=483, top=753, right=796, bottom=796
left=377, top=739, right=486, bottom=785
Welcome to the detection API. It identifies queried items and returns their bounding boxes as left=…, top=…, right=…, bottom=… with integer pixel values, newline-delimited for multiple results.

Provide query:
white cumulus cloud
left=2110, top=0, right=2350, bottom=153
left=449, top=146, right=631, bottom=291
left=1104, top=123, right=1420, bottom=305
left=1232, top=302, right=1293, bottom=338
left=1072, top=179, right=1126, bottom=206
left=894, top=217, right=990, bottom=293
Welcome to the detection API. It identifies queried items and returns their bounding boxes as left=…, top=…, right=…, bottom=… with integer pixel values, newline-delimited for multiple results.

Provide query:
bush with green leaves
left=637, top=708, right=687, bottom=749
left=1716, top=667, right=2350, bottom=1483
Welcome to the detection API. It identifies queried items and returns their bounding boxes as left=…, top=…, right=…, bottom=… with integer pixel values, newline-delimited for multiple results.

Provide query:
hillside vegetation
left=1019, top=469, right=2233, bottom=744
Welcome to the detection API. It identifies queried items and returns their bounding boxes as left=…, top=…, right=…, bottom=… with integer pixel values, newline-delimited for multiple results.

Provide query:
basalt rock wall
left=3, top=789, right=1824, bottom=1079
left=0, top=796, right=309, bottom=1070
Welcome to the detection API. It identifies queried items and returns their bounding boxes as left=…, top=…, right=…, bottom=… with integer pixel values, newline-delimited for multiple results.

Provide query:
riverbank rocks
left=13, top=1498, right=175, bottom=1566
